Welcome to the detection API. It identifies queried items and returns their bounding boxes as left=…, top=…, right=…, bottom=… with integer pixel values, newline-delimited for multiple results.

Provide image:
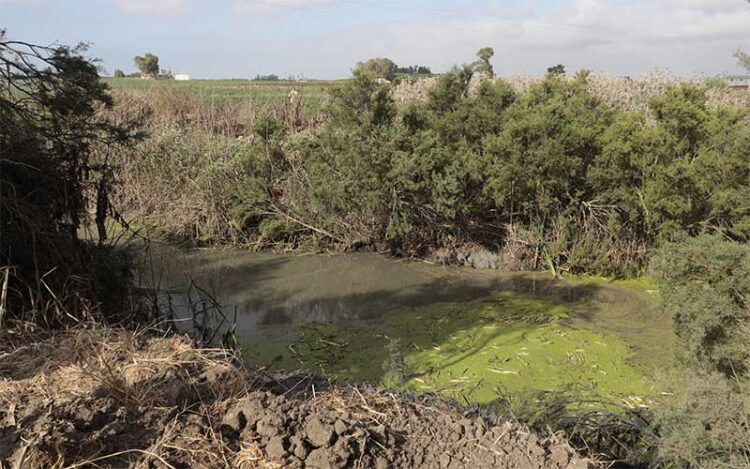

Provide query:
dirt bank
left=0, top=328, right=594, bottom=468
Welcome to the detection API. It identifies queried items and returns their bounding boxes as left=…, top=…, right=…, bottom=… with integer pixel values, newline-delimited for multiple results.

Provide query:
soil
left=0, top=328, right=595, bottom=468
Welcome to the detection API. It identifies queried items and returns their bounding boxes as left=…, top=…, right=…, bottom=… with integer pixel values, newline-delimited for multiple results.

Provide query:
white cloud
left=288, top=0, right=750, bottom=78
left=232, top=0, right=332, bottom=16
left=111, top=0, right=187, bottom=15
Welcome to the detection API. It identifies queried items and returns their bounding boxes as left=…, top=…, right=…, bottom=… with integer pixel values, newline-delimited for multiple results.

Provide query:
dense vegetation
left=105, top=64, right=750, bottom=465
left=112, top=60, right=750, bottom=278
left=0, top=32, right=136, bottom=326
left=3, top=32, right=750, bottom=466
left=654, top=237, right=750, bottom=467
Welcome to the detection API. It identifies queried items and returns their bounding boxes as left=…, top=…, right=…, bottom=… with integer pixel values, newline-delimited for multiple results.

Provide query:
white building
left=726, top=75, right=750, bottom=88
left=174, top=74, right=191, bottom=81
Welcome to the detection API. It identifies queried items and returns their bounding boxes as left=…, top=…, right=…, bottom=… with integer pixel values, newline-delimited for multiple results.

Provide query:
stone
left=265, top=436, right=287, bottom=461
left=306, top=448, right=334, bottom=468
left=550, top=447, right=570, bottom=467
left=333, top=419, right=348, bottom=435
left=221, top=397, right=264, bottom=433
left=290, top=434, right=309, bottom=460
left=256, top=415, right=283, bottom=437
left=305, top=416, right=335, bottom=448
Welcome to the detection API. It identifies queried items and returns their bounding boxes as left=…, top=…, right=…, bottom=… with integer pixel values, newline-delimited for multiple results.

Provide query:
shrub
left=654, top=236, right=750, bottom=467
left=657, top=372, right=750, bottom=468
left=653, top=235, right=750, bottom=377
left=109, top=54, right=750, bottom=277
left=1, top=33, right=135, bottom=325
left=328, top=69, right=396, bottom=127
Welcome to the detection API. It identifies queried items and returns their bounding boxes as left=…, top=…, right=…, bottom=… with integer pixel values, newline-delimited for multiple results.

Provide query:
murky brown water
left=145, top=244, right=673, bottom=370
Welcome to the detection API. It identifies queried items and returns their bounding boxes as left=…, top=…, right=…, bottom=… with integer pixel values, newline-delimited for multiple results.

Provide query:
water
left=146, top=244, right=675, bottom=401
left=150, top=245, right=592, bottom=326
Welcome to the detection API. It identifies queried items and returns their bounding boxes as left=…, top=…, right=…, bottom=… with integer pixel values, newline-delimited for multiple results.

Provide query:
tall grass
left=394, top=71, right=750, bottom=113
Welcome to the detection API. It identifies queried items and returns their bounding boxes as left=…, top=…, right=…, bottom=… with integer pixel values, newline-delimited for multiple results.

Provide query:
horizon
left=2, top=0, right=749, bottom=80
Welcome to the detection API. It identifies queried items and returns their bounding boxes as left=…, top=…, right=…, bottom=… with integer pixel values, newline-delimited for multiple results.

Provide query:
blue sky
left=2, top=0, right=749, bottom=79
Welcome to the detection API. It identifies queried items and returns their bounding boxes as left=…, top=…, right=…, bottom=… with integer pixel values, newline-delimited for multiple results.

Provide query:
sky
left=1, top=0, right=749, bottom=79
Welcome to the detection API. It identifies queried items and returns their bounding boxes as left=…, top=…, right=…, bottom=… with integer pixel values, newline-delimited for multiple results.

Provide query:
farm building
left=725, top=75, right=750, bottom=88
left=174, top=74, right=191, bottom=81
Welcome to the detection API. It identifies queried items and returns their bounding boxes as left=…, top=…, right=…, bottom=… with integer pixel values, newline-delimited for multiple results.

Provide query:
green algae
left=243, top=291, right=660, bottom=405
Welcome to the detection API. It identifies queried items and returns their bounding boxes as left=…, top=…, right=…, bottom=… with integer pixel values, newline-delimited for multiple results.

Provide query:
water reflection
left=150, top=245, right=590, bottom=328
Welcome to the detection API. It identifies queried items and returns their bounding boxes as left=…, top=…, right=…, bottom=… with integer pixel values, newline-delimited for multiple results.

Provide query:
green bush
left=114, top=52, right=750, bottom=277
left=657, top=372, right=750, bottom=468
left=654, top=236, right=750, bottom=377
left=654, top=236, right=750, bottom=467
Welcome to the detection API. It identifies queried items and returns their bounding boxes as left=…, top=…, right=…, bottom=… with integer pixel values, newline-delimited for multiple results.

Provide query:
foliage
left=0, top=32, right=135, bottom=325
left=327, top=68, right=396, bottom=127
left=114, top=68, right=125, bottom=78
left=474, top=46, right=495, bottom=77
left=112, top=53, right=750, bottom=277
left=134, top=52, right=159, bottom=75
left=355, top=57, right=398, bottom=81
left=426, top=64, right=475, bottom=113
left=654, top=236, right=750, bottom=377
left=547, top=64, right=566, bottom=76
left=253, top=74, right=280, bottom=81
left=654, top=236, right=750, bottom=467
left=395, top=64, right=432, bottom=75
left=657, top=372, right=750, bottom=468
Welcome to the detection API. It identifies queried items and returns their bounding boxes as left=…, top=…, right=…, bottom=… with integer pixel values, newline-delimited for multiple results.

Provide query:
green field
left=103, top=77, right=337, bottom=114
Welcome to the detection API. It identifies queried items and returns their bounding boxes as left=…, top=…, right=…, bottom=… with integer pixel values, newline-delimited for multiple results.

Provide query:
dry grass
left=393, top=72, right=750, bottom=113
left=0, top=326, right=255, bottom=468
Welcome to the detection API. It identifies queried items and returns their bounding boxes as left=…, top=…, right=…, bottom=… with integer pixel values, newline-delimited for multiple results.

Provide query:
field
left=104, top=77, right=337, bottom=114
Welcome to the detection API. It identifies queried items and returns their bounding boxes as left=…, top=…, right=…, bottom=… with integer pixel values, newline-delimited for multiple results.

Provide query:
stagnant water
left=147, top=244, right=675, bottom=403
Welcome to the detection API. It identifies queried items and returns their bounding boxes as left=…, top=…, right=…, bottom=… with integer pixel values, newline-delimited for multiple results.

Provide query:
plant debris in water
left=244, top=292, right=662, bottom=405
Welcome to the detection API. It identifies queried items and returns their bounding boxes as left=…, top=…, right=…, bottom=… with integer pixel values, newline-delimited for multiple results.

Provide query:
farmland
left=104, top=77, right=337, bottom=114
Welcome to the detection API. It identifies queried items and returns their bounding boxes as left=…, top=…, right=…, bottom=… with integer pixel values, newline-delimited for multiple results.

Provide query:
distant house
left=726, top=75, right=750, bottom=88
left=174, top=74, right=191, bottom=81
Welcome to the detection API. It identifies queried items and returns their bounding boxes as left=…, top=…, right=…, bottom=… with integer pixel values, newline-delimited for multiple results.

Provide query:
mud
left=0, top=329, right=594, bottom=468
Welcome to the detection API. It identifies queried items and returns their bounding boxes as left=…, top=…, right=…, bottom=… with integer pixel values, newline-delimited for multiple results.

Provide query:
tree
left=734, top=1, right=750, bottom=72
left=355, top=57, right=398, bottom=81
left=113, top=69, right=125, bottom=78
left=547, top=64, right=566, bottom=76
left=252, top=74, right=280, bottom=81
left=133, top=52, right=159, bottom=75
left=474, top=47, right=495, bottom=77
left=1, top=31, right=135, bottom=324
left=735, top=48, right=750, bottom=72
left=395, top=65, right=432, bottom=75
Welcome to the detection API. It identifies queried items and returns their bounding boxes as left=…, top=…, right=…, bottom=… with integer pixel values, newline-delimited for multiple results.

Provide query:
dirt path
left=0, top=328, right=594, bottom=468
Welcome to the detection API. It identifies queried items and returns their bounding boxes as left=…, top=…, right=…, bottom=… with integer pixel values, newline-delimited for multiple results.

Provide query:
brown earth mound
left=0, top=328, right=595, bottom=468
